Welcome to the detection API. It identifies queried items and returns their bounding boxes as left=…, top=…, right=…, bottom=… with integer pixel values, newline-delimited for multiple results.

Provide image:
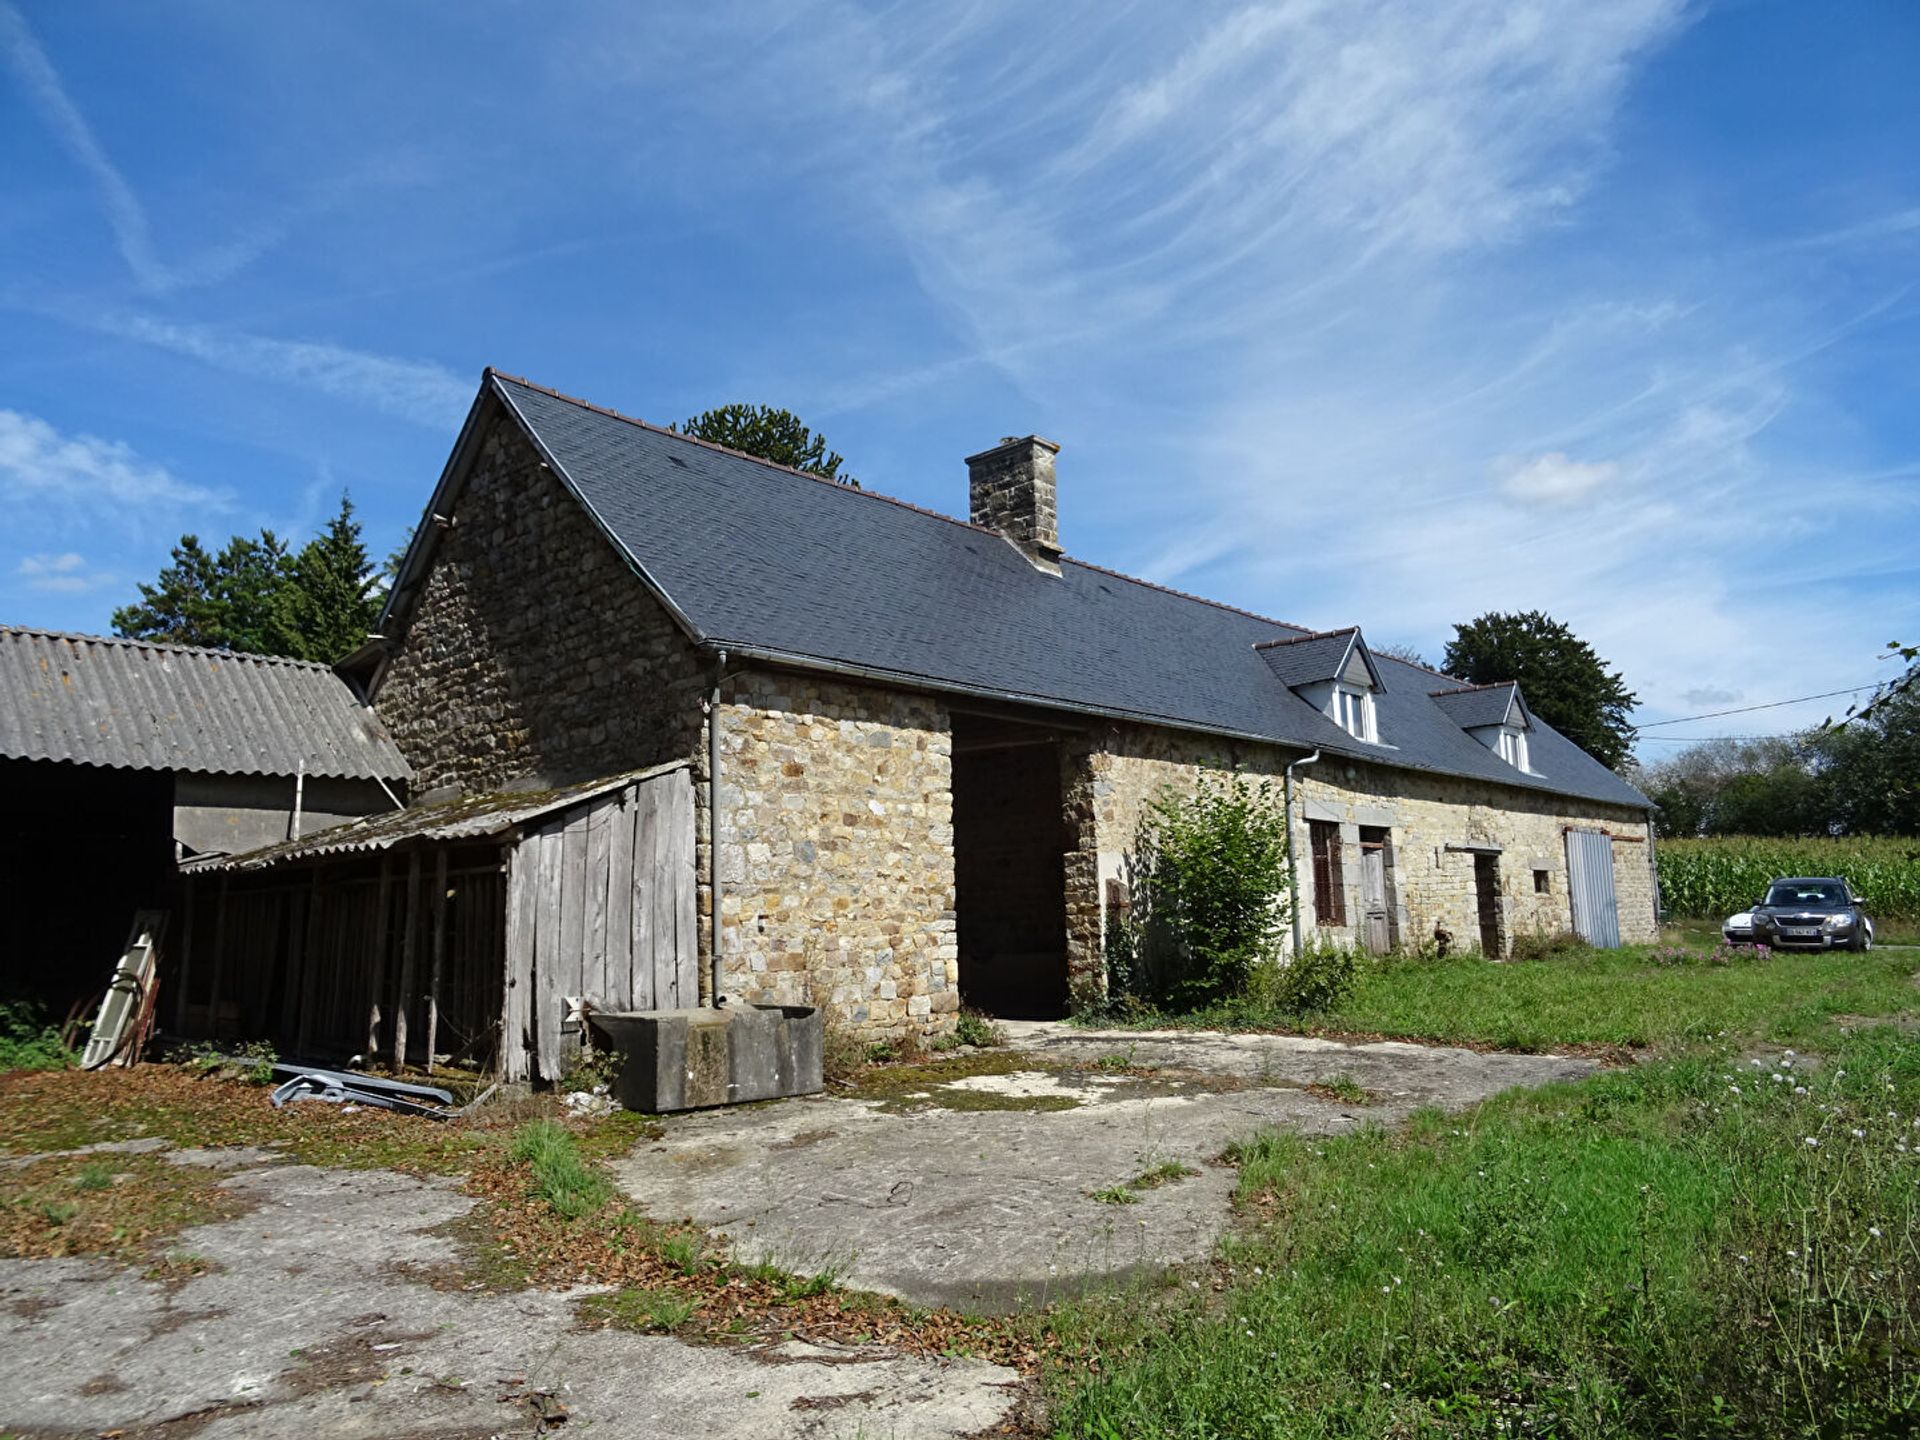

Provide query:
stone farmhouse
left=347, top=370, right=1656, bottom=1039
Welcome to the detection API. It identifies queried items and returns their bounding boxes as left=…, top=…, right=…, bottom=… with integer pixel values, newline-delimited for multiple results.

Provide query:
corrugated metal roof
left=0, top=627, right=411, bottom=781
left=181, top=761, right=688, bottom=871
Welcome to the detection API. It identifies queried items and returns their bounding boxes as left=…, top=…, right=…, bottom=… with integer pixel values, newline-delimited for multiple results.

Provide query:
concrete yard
left=611, top=1022, right=1596, bottom=1310
left=0, top=1026, right=1593, bottom=1436
left=0, top=1152, right=1017, bottom=1440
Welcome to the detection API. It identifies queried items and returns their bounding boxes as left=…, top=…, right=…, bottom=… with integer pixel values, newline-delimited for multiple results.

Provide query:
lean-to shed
left=178, top=760, right=697, bottom=1083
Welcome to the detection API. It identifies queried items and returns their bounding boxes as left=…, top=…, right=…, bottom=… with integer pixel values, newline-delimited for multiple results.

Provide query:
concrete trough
left=589, top=1004, right=823, bottom=1113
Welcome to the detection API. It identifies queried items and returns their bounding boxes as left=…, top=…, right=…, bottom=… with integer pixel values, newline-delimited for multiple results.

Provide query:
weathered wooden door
left=1473, top=853, right=1503, bottom=957
left=1565, top=828, right=1621, bottom=948
left=1359, top=841, right=1390, bottom=953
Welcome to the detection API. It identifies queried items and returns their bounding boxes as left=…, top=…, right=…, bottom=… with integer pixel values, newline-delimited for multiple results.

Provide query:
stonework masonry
left=378, top=418, right=707, bottom=796
left=709, top=672, right=957, bottom=1035
left=1087, top=722, right=1655, bottom=962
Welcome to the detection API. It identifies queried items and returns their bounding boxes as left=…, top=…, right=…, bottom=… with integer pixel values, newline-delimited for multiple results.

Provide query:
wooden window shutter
left=1309, top=821, right=1346, bottom=926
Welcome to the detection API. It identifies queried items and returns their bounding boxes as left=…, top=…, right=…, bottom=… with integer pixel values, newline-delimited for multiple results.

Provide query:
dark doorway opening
left=1, top=758, right=175, bottom=1019
left=951, top=713, right=1068, bottom=1019
left=1473, top=852, right=1504, bottom=957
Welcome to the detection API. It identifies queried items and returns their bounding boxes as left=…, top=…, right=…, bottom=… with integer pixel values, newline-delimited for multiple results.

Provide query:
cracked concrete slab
left=613, top=1024, right=1593, bottom=1311
left=0, top=1151, right=1017, bottom=1439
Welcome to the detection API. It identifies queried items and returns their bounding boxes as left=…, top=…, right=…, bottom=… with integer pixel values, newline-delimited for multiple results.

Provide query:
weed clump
left=0, top=1001, right=72, bottom=1073
left=508, top=1120, right=612, bottom=1221
left=1508, top=929, right=1588, bottom=963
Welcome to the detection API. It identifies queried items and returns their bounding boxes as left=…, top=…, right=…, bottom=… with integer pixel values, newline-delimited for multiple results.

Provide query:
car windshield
left=1765, top=883, right=1845, bottom=907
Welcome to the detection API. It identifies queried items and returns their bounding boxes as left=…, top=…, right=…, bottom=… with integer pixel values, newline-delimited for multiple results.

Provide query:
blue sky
left=2, top=1, right=1916, bottom=757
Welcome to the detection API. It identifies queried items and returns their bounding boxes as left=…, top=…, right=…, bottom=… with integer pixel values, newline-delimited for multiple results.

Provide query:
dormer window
left=1429, top=682, right=1537, bottom=774
left=1333, top=682, right=1377, bottom=743
left=1256, top=626, right=1389, bottom=748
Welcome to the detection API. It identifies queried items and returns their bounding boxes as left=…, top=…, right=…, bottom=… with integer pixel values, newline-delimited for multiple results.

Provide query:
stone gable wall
left=1088, top=723, right=1655, bottom=962
left=378, top=417, right=707, bottom=795
left=708, top=671, right=957, bottom=1035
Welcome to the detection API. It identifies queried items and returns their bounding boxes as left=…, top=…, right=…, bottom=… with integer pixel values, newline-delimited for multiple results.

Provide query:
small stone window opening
left=1533, top=868, right=1551, bottom=895
left=1309, top=820, right=1346, bottom=926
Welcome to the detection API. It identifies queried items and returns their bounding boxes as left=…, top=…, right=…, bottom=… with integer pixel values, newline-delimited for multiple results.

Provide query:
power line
left=1634, top=685, right=1878, bottom=729
left=1636, top=734, right=1797, bottom=743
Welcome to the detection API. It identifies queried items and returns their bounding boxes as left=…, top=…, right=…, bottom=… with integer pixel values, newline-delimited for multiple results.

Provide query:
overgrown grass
left=1047, top=1027, right=1920, bottom=1438
left=1092, top=942, right=1920, bottom=1052
left=508, top=1119, right=613, bottom=1220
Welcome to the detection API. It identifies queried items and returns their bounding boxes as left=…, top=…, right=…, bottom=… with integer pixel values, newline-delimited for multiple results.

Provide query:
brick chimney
left=966, top=435, right=1061, bottom=573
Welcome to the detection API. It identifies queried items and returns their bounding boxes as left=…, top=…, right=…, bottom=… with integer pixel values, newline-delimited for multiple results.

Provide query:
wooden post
left=393, top=850, right=421, bottom=1072
left=173, top=877, right=196, bottom=1033
left=425, top=848, right=448, bottom=1074
left=206, top=876, right=229, bottom=1039
left=296, top=869, right=323, bottom=1058
left=367, top=854, right=392, bottom=1061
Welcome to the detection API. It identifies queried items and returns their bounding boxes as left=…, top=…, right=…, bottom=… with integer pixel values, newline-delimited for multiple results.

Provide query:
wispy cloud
left=656, top=0, right=1914, bottom=743
left=0, top=409, right=224, bottom=513
left=1499, top=452, right=1619, bottom=507
left=15, top=551, right=112, bottom=593
left=81, top=311, right=473, bottom=427
left=0, top=1, right=168, bottom=290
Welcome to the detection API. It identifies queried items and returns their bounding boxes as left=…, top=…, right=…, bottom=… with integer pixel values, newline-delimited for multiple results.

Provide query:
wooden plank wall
left=180, top=857, right=506, bottom=1070
left=503, top=767, right=697, bottom=1084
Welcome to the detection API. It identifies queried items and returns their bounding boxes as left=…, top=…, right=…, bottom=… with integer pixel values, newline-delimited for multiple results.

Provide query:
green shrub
left=1261, top=942, right=1357, bottom=1015
left=1120, top=769, right=1292, bottom=1010
left=0, top=1000, right=71, bottom=1072
left=1508, top=929, right=1589, bottom=962
left=951, top=1011, right=1004, bottom=1048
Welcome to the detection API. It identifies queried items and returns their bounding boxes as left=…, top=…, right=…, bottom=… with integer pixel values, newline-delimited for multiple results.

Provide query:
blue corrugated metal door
left=1565, top=829, right=1621, bottom=948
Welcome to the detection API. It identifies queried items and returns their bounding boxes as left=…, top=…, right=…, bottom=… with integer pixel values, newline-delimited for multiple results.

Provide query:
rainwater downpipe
left=707, top=650, right=728, bottom=1009
left=1284, top=750, right=1321, bottom=958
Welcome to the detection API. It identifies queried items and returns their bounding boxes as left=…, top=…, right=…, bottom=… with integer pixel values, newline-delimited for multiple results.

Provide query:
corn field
left=1658, top=836, right=1920, bottom=918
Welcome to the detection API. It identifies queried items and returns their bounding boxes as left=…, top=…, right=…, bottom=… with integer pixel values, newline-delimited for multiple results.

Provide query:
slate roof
left=1256, top=628, right=1383, bottom=690
left=1429, top=682, right=1527, bottom=731
left=0, top=627, right=410, bottom=781
left=381, top=372, right=1648, bottom=813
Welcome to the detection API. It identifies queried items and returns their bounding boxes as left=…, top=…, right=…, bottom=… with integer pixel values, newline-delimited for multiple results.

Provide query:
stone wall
left=378, top=415, right=707, bottom=796
left=1087, top=722, right=1655, bottom=964
left=708, top=671, right=957, bottom=1036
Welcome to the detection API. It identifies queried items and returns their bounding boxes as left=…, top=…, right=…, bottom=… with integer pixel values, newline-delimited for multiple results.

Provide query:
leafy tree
left=1639, top=737, right=1819, bottom=838
left=1443, top=610, right=1638, bottom=770
left=1811, top=685, right=1920, bottom=835
left=673, top=404, right=857, bottom=486
left=113, top=495, right=383, bottom=663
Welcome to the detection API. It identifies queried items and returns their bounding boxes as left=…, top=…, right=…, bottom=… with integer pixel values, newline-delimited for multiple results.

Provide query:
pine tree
left=113, top=495, right=383, bottom=663
left=672, top=404, right=857, bottom=486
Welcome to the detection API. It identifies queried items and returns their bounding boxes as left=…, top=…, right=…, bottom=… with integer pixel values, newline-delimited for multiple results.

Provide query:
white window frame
left=1332, top=682, right=1378, bottom=743
left=1497, top=725, right=1531, bottom=772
